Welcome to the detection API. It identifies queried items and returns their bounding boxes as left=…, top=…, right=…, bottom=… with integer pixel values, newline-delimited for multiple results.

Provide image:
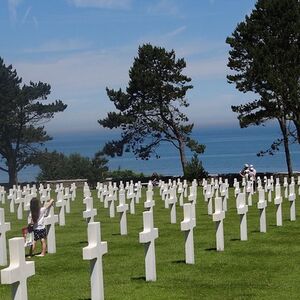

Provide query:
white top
left=30, top=207, right=48, bottom=230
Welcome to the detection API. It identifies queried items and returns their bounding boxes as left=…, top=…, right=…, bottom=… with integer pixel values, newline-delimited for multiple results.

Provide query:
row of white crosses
left=0, top=182, right=78, bottom=300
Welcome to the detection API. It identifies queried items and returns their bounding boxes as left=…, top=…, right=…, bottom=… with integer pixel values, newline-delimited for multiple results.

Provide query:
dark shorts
left=33, top=228, right=47, bottom=241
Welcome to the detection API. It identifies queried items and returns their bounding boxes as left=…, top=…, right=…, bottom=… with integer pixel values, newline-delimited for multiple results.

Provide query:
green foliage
left=106, top=168, right=145, bottom=181
left=226, top=0, right=300, bottom=176
left=99, top=44, right=205, bottom=173
left=34, top=151, right=108, bottom=183
left=184, top=153, right=208, bottom=181
left=0, top=57, right=67, bottom=185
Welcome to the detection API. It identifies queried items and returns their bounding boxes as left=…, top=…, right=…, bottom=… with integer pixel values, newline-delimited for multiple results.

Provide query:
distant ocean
left=1, top=125, right=299, bottom=183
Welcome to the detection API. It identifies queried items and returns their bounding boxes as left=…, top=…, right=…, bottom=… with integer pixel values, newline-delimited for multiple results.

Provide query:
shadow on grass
left=131, top=276, right=146, bottom=281
left=251, top=230, right=260, bottom=233
left=172, top=259, right=186, bottom=264
left=205, top=247, right=217, bottom=251
left=230, top=238, right=240, bottom=241
left=79, top=241, right=88, bottom=244
left=78, top=298, right=91, bottom=300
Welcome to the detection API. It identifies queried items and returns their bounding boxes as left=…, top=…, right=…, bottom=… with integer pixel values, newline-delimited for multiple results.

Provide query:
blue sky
left=0, top=0, right=257, bottom=134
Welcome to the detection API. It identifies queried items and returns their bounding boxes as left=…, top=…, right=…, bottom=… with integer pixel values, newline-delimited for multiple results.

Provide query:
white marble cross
left=1, top=237, right=35, bottom=300
left=267, top=179, right=272, bottom=202
left=257, top=188, right=267, bottom=233
left=162, top=185, right=169, bottom=209
left=83, top=222, right=107, bottom=300
left=283, top=177, right=288, bottom=199
left=15, top=188, right=24, bottom=220
left=246, top=180, right=252, bottom=206
left=298, top=176, right=300, bottom=196
left=233, top=178, right=240, bottom=197
left=177, top=182, right=184, bottom=206
left=220, top=183, right=228, bottom=212
left=0, top=186, right=6, bottom=204
left=205, top=184, right=213, bottom=215
left=144, top=189, right=155, bottom=212
left=64, top=187, right=71, bottom=213
left=127, top=184, right=135, bottom=214
left=236, top=193, right=248, bottom=241
left=274, top=178, right=283, bottom=226
left=70, top=183, right=77, bottom=201
left=0, top=208, right=11, bottom=266
left=84, top=182, right=91, bottom=198
left=83, top=196, right=97, bottom=223
left=188, top=185, right=196, bottom=225
left=139, top=210, right=159, bottom=281
left=44, top=206, right=59, bottom=253
left=180, top=203, right=196, bottom=264
left=289, top=178, right=296, bottom=221
left=212, top=196, right=225, bottom=251
left=116, top=188, right=129, bottom=235
left=183, top=180, right=188, bottom=198
left=106, top=188, right=115, bottom=218
left=168, top=186, right=177, bottom=224
left=56, top=190, right=67, bottom=226
left=7, top=188, right=16, bottom=213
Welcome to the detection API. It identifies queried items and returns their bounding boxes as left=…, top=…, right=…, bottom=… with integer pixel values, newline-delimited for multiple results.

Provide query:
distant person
left=249, top=165, right=257, bottom=191
left=28, top=197, right=54, bottom=257
left=152, top=172, right=159, bottom=186
left=239, top=164, right=249, bottom=178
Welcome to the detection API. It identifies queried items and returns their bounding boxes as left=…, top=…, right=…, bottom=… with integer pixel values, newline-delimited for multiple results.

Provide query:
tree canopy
left=226, top=0, right=300, bottom=176
left=0, top=57, right=67, bottom=185
left=98, top=44, right=205, bottom=175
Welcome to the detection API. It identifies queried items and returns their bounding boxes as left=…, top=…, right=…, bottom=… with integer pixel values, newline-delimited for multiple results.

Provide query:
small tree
left=0, top=57, right=67, bottom=185
left=98, top=44, right=205, bottom=175
left=35, top=151, right=108, bottom=183
left=184, top=154, right=208, bottom=182
left=226, top=0, right=300, bottom=177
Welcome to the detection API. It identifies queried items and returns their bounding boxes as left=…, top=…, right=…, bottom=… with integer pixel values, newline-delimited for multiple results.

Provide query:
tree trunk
left=7, top=157, right=18, bottom=187
left=178, top=138, right=187, bottom=176
left=292, top=120, right=300, bottom=144
left=278, top=118, right=293, bottom=178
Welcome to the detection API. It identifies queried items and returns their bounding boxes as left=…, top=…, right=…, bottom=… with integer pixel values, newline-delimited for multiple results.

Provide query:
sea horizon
left=0, top=124, right=299, bottom=183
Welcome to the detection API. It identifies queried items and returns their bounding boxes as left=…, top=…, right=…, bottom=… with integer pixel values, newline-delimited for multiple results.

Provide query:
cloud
left=8, top=0, right=22, bottom=23
left=186, top=56, right=228, bottom=79
left=147, top=0, right=182, bottom=17
left=68, top=0, right=132, bottom=10
left=23, top=38, right=93, bottom=54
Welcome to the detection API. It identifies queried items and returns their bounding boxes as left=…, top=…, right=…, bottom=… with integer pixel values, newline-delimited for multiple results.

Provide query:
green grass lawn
left=1, top=186, right=300, bottom=300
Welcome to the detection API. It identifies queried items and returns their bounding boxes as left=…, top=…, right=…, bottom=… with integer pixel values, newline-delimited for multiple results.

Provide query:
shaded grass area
left=1, top=187, right=300, bottom=299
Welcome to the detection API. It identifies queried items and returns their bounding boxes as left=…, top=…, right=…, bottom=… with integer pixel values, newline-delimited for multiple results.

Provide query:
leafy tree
left=35, top=151, right=108, bottom=183
left=98, top=44, right=205, bottom=175
left=184, top=153, right=208, bottom=182
left=226, top=0, right=300, bottom=177
left=106, top=168, right=145, bottom=182
left=0, top=57, right=67, bottom=185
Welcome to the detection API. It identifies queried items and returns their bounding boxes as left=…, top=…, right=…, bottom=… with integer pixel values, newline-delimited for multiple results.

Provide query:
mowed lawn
left=1, top=186, right=300, bottom=300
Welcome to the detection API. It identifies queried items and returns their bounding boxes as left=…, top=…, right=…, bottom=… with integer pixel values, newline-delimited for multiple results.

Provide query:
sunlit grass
left=0, top=186, right=300, bottom=299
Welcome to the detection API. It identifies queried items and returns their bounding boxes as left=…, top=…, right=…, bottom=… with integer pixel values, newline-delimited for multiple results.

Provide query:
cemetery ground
left=1, top=187, right=300, bottom=300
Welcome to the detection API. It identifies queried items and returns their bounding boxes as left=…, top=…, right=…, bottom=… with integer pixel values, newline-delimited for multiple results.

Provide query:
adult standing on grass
left=29, top=197, right=54, bottom=257
left=249, top=165, right=257, bottom=192
left=239, top=164, right=249, bottom=178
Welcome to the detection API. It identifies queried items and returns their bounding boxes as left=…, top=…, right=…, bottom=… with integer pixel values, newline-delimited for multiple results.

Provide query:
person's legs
left=40, top=238, right=47, bottom=256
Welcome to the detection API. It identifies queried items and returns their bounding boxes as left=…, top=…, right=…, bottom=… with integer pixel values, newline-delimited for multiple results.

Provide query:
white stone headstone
left=116, top=188, right=129, bottom=235
left=236, top=193, right=248, bottom=241
left=83, top=196, right=97, bottom=223
left=83, top=222, right=107, bottom=300
left=1, top=237, right=35, bottom=300
left=64, top=187, right=71, bottom=213
left=0, top=208, right=11, bottom=266
left=283, top=177, right=288, bottom=199
left=127, top=184, right=135, bottom=214
left=44, top=206, right=59, bottom=253
left=257, top=188, right=267, bottom=233
left=212, top=196, right=225, bottom=251
left=139, top=210, right=158, bottom=281
left=288, top=179, right=296, bottom=221
left=168, top=186, right=177, bottom=224
left=180, top=203, right=195, bottom=264
left=274, top=178, right=283, bottom=226
left=56, top=190, right=66, bottom=226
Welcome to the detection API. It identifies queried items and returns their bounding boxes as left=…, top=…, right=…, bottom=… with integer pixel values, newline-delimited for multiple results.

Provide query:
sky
left=0, top=0, right=258, bottom=135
